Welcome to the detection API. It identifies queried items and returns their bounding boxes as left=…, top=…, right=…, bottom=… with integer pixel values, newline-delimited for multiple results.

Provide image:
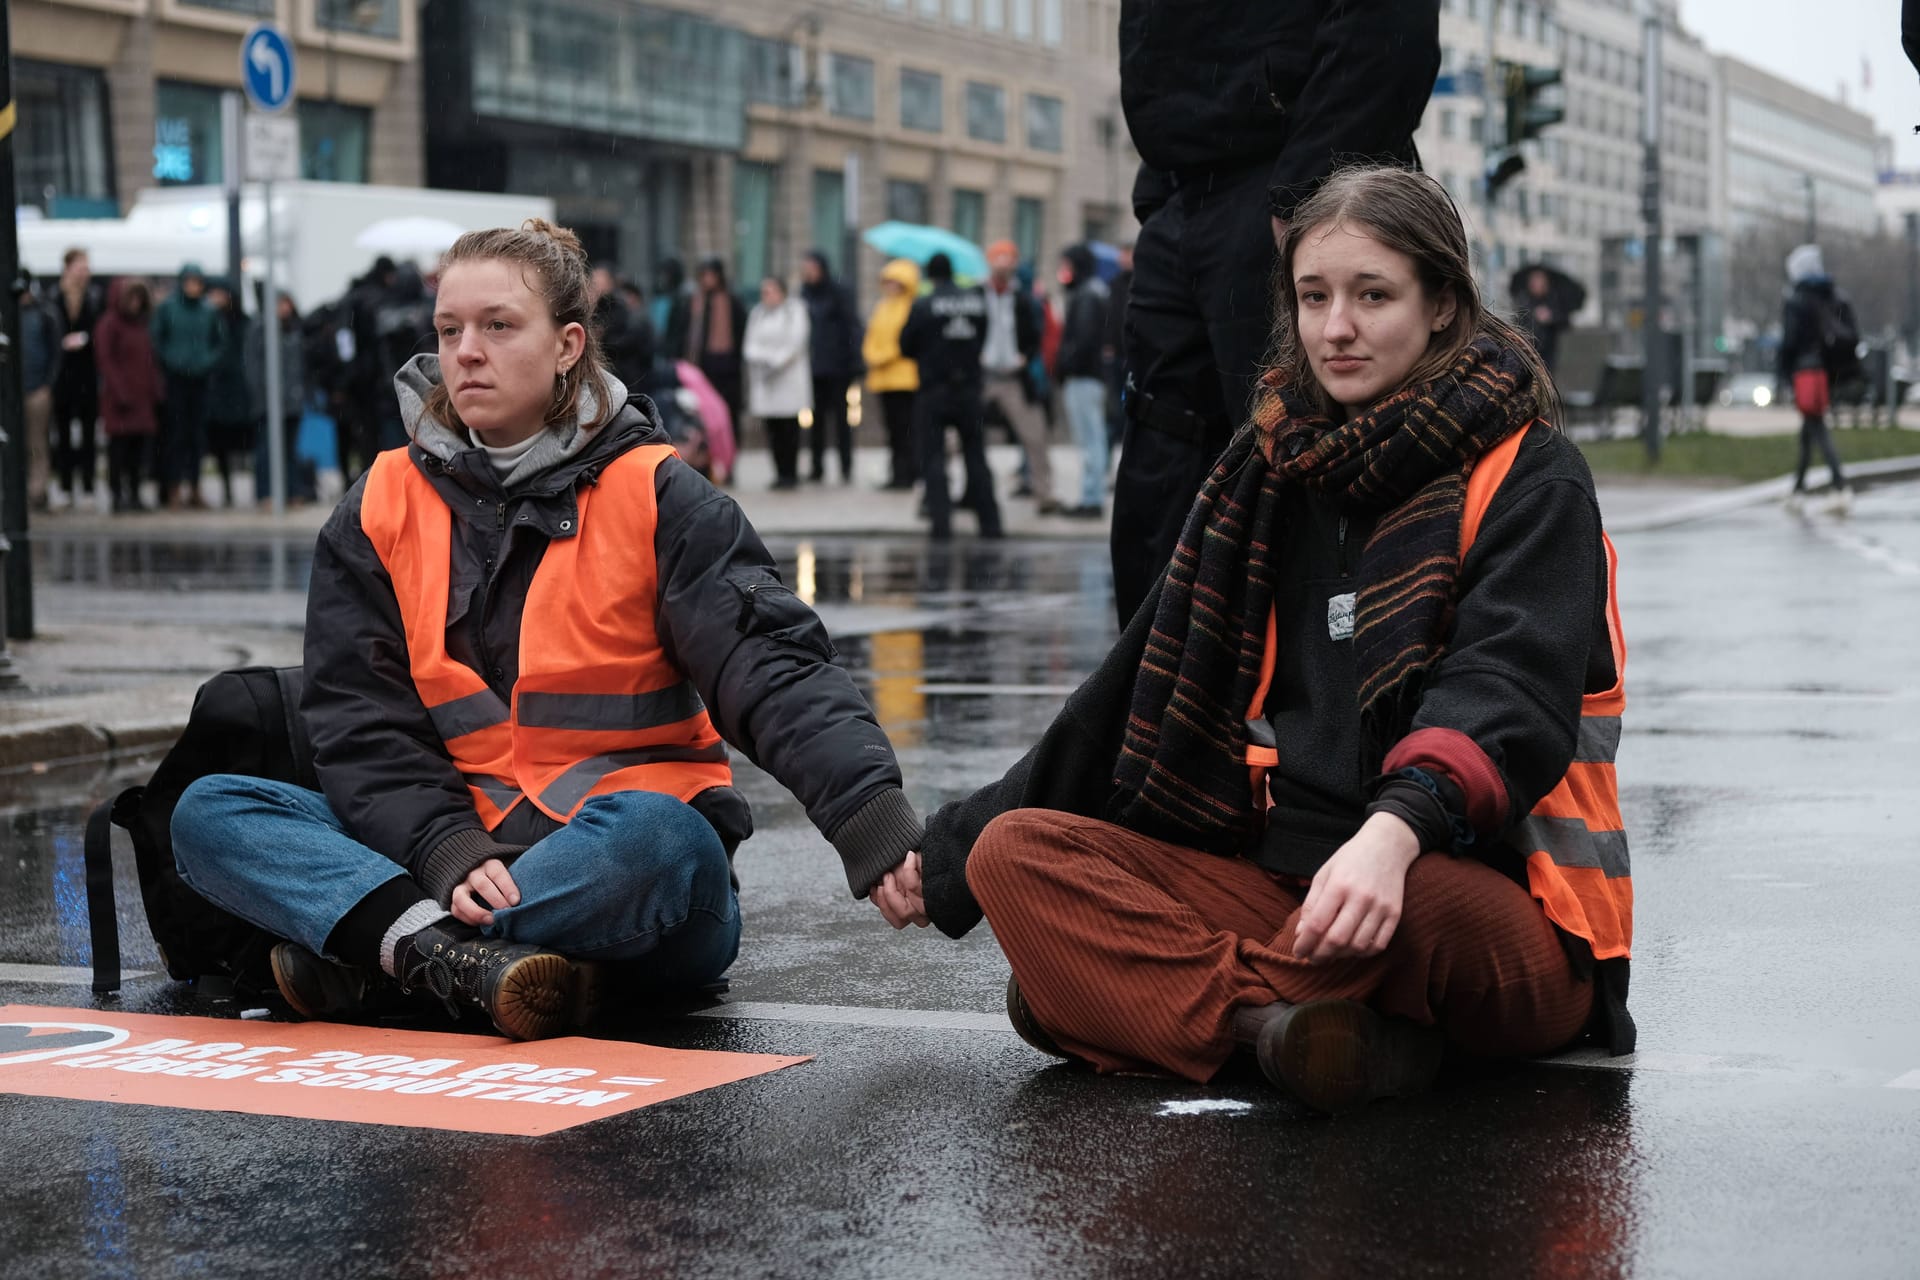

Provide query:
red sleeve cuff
left=1382, top=727, right=1510, bottom=833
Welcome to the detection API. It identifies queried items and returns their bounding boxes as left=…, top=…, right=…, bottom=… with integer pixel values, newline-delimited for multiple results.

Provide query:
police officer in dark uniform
left=900, top=253, right=1003, bottom=541
left=1110, top=1, right=1442, bottom=625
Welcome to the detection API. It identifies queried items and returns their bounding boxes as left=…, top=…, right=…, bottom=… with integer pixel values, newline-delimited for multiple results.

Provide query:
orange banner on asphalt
left=0, top=1005, right=807, bottom=1136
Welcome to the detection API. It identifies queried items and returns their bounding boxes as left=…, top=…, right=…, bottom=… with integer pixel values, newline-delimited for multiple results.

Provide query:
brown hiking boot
left=396, top=923, right=578, bottom=1041
left=1246, top=999, right=1445, bottom=1114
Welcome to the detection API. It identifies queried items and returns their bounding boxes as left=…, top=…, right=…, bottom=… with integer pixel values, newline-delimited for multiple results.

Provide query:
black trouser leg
left=881, top=390, right=917, bottom=487
left=1111, top=161, right=1277, bottom=627
left=810, top=377, right=847, bottom=479
left=953, top=388, right=1003, bottom=538
left=1811, top=415, right=1846, bottom=488
left=768, top=417, right=801, bottom=483
left=918, top=394, right=954, bottom=538
left=1794, top=415, right=1816, bottom=491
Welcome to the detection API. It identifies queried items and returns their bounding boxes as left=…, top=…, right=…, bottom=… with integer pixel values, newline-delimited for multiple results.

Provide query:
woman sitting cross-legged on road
left=909, top=166, right=1635, bottom=1111
left=172, top=220, right=928, bottom=1040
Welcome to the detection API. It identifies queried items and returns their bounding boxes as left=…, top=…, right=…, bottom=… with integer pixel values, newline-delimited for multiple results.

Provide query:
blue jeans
left=171, top=777, right=741, bottom=986
left=1063, top=377, right=1110, bottom=509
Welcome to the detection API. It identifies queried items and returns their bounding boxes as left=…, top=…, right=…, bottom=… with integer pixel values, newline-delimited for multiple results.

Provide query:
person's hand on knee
left=870, top=850, right=929, bottom=930
left=451, top=857, right=521, bottom=927
left=1293, top=813, right=1421, bottom=964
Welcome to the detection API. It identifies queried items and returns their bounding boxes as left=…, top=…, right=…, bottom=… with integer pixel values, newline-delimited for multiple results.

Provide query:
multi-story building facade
left=421, top=0, right=1134, bottom=291
left=13, top=0, right=422, bottom=218
left=1719, top=55, right=1878, bottom=239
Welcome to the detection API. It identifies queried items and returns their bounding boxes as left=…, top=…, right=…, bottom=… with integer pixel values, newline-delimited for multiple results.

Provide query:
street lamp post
left=0, top=0, right=33, bottom=668
left=1639, top=4, right=1664, bottom=463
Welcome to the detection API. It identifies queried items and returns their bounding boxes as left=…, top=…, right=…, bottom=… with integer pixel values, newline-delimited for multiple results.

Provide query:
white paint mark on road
left=1886, top=1070, right=1920, bottom=1090
left=1763, top=881, right=1816, bottom=890
left=0, top=963, right=153, bottom=986
left=1804, top=521, right=1920, bottom=578
left=1158, top=1099, right=1255, bottom=1117
left=688, top=1002, right=1014, bottom=1034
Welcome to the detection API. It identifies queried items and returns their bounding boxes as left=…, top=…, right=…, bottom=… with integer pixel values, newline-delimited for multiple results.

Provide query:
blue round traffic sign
left=241, top=24, right=297, bottom=113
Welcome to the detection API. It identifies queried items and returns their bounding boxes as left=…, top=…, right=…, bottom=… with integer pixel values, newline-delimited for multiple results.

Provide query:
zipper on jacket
left=1337, top=514, right=1350, bottom=577
left=472, top=500, right=511, bottom=694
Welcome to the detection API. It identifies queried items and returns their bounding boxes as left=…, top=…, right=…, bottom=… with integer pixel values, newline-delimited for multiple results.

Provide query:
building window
left=951, top=0, right=974, bottom=22
left=734, top=160, right=777, bottom=288
left=828, top=53, right=875, bottom=121
left=1012, top=0, right=1034, bottom=39
left=746, top=38, right=806, bottom=107
left=900, top=68, right=944, bottom=133
left=153, top=81, right=226, bottom=187
left=15, top=58, right=113, bottom=216
left=952, top=189, right=985, bottom=242
left=1013, top=196, right=1044, bottom=264
left=297, top=100, right=370, bottom=182
left=315, top=0, right=401, bottom=40
left=181, top=0, right=273, bottom=15
left=1041, top=0, right=1062, bottom=45
left=1025, top=93, right=1064, bottom=152
left=812, top=170, right=847, bottom=274
left=887, top=179, right=931, bottom=224
left=982, top=0, right=1005, bottom=31
left=966, top=82, right=1007, bottom=143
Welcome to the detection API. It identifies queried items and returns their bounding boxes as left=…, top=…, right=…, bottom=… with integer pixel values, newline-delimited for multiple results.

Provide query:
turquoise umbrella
left=860, top=221, right=989, bottom=283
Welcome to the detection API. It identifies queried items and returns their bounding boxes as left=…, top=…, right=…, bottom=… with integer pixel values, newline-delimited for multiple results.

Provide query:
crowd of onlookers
left=17, top=236, right=1129, bottom=527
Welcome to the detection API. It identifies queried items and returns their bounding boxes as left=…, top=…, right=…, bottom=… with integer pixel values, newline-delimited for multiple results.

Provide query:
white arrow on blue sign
left=241, top=23, right=297, bottom=113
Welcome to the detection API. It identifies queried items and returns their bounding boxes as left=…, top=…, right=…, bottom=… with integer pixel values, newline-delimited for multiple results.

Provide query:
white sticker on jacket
left=1327, top=592, right=1356, bottom=641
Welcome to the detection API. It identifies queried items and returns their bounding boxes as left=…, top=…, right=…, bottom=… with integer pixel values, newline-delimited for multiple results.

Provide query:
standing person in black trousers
left=51, top=248, right=104, bottom=507
left=1779, top=243, right=1858, bottom=515
left=686, top=257, right=748, bottom=434
left=1108, top=1, right=1441, bottom=625
left=800, top=251, right=861, bottom=484
left=899, top=253, right=1001, bottom=541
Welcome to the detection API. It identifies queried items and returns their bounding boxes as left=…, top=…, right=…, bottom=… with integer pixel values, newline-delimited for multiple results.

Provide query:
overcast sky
left=1678, top=0, right=1915, bottom=167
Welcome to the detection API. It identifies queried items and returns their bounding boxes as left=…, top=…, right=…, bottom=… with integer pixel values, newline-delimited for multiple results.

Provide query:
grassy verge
left=1578, top=427, right=1920, bottom=484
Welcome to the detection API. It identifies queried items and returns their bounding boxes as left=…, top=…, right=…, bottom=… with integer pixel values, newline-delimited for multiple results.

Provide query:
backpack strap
left=84, top=795, right=125, bottom=994
left=274, top=665, right=314, bottom=785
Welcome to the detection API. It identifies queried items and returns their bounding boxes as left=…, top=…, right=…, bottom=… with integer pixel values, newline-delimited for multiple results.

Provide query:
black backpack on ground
left=84, top=666, right=315, bottom=996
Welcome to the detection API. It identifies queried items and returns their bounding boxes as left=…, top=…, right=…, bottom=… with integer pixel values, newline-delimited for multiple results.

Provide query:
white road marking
left=0, top=963, right=152, bottom=986
left=1804, top=521, right=1920, bottom=578
left=1886, top=1070, right=1920, bottom=1090
left=1158, top=1099, right=1255, bottom=1116
left=688, top=1002, right=1014, bottom=1033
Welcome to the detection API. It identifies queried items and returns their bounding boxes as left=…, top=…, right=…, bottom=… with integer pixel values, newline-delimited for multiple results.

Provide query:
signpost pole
left=240, top=22, right=296, bottom=514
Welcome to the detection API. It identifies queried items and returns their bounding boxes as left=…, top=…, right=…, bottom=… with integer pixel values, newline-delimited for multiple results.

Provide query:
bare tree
left=1729, top=214, right=1909, bottom=340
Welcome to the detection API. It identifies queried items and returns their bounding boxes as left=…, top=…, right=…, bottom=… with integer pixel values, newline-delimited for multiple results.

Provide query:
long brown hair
left=1257, top=165, right=1558, bottom=428
left=423, top=217, right=614, bottom=435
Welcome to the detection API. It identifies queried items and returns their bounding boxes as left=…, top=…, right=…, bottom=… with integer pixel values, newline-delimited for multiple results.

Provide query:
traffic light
left=1504, top=63, right=1564, bottom=147
left=1485, top=61, right=1565, bottom=200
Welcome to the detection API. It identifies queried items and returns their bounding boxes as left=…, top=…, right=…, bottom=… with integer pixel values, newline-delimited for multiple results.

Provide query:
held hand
left=62, top=332, right=89, bottom=352
left=870, top=851, right=929, bottom=930
left=450, top=858, right=521, bottom=927
left=1292, top=813, right=1422, bottom=965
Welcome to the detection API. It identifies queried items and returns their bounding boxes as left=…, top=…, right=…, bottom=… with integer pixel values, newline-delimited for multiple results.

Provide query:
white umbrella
left=353, top=215, right=468, bottom=258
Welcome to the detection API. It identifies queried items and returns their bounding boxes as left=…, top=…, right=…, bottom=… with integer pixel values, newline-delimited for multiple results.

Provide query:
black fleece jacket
left=920, top=423, right=1633, bottom=1050
left=303, top=397, right=923, bottom=906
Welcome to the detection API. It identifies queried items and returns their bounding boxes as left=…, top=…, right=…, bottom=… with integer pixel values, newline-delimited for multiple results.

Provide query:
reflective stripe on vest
left=361, top=442, right=733, bottom=828
left=1239, top=423, right=1633, bottom=960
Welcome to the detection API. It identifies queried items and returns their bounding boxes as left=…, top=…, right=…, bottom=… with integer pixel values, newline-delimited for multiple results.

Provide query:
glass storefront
left=812, top=170, right=847, bottom=275
left=1013, top=196, right=1044, bottom=265
left=154, top=81, right=226, bottom=187
left=298, top=100, right=370, bottom=183
left=952, top=189, right=985, bottom=243
left=734, top=161, right=777, bottom=288
left=887, top=180, right=930, bottom=225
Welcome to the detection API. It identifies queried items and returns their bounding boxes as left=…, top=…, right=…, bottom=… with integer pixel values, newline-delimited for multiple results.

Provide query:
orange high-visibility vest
left=360, top=442, right=732, bottom=830
left=1242, top=425, right=1633, bottom=961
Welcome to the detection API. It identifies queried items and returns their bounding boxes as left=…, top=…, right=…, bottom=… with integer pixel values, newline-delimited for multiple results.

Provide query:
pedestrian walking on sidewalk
left=94, top=280, right=163, bottom=514
left=981, top=241, right=1058, bottom=514
left=900, top=253, right=1002, bottom=541
left=1778, top=243, right=1858, bottom=514
left=171, top=219, right=926, bottom=1041
left=800, top=251, right=861, bottom=484
left=51, top=248, right=104, bottom=507
left=744, top=275, right=813, bottom=490
left=862, top=258, right=922, bottom=490
left=912, top=167, right=1634, bottom=1113
left=16, top=272, right=57, bottom=511
left=152, top=263, right=225, bottom=509
left=1056, top=245, right=1112, bottom=518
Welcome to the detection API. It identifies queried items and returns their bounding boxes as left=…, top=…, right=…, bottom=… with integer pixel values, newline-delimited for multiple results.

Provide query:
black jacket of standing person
left=800, top=253, right=863, bottom=383
left=898, top=261, right=987, bottom=389
left=1055, top=246, right=1111, bottom=382
left=1120, top=0, right=1441, bottom=221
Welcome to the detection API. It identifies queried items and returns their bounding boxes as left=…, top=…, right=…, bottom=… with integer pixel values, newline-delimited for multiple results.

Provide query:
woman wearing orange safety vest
left=173, top=221, right=929, bottom=1041
left=910, top=166, right=1635, bottom=1111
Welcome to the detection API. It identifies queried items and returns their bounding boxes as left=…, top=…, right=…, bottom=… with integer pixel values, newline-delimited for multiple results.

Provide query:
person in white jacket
left=743, top=276, right=813, bottom=490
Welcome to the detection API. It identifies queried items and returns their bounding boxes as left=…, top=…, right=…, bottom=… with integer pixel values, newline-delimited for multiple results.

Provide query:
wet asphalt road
left=4, top=486, right=1920, bottom=1278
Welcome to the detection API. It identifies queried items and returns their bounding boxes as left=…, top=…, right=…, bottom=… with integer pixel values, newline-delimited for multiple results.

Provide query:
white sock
left=379, top=901, right=452, bottom=978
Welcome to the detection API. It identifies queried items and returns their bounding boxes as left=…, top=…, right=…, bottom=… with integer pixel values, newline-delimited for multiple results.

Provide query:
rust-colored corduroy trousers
left=966, top=809, right=1594, bottom=1081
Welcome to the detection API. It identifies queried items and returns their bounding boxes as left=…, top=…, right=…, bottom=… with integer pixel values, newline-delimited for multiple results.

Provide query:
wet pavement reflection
left=5, top=496, right=1920, bottom=1276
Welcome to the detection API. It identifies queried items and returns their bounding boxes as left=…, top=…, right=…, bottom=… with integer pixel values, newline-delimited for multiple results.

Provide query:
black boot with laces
left=397, top=922, right=578, bottom=1041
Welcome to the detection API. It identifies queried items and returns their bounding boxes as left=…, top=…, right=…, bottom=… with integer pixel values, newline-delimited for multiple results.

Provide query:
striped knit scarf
left=1112, top=337, right=1538, bottom=854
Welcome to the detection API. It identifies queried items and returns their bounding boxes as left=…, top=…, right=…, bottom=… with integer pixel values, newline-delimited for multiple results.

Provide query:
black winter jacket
left=303, top=393, right=923, bottom=907
left=1121, top=0, right=1441, bottom=221
left=919, top=423, right=1632, bottom=1049
left=1056, top=278, right=1111, bottom=382
left=899, top=281, right=988, bottom=389
left=1777, top=277, right=1854, bottom=380
left=801, top=278, right=863, bottom=382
